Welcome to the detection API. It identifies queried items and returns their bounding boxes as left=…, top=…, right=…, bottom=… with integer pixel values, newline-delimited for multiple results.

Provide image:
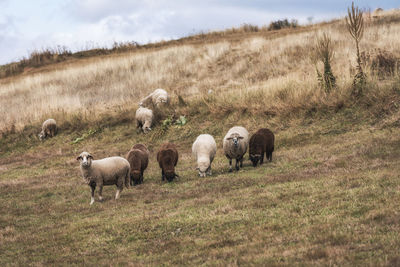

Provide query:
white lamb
left=77, top=152, right=131, bottom=205
left=192, top=134, right=217, bottom=177
left=223, top=126, right=249, bottom=172
left=139, top=88, right=169, bottom=108
left=135, top=106, right=154, bottom=133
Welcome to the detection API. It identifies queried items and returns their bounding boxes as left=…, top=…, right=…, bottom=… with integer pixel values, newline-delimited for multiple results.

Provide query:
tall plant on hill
left=315, top=32, right=336, bottom=94
left=346, top=1, right=366, bottom=96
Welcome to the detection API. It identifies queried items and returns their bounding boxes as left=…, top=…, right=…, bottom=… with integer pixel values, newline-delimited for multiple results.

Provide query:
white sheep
left=38, top=118, right=57, bottom=140
left=139, top=88, right=169, bottom=108
left=135, top=107, right=153, bottom=133
left=192, top=134, right=217, bottom=177
left=77, top=152, right=131, bottom=205
left=223, top=126, right=249, bottom=172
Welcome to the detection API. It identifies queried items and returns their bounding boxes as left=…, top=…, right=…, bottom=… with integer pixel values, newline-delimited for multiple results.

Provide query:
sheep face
left=77, top=152, right=93, bottom=168
left=249, top=154, right=261, bottom=167
left=38, top=131, right=45, bottom=140
left=131, top=170, right=142, bottom=185
left=196, top=160, right=210, bottom=177
left=227, top=135, right=244, bottom=148
left=142, top=123, right=152, bottom=134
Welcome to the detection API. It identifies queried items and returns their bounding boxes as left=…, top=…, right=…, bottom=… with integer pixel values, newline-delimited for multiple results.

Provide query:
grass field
left=1, top=7, right=400, bottom=266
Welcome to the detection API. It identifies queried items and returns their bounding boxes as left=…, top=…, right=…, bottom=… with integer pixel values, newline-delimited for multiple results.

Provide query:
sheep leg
left=235, top=159, right=239, bottom=171
left=98, top=185, right=103, bottom=201
left=269, top=151, right=273, bottom=162
left=260, top=153, right=264, bottom=165
left=239, top=157, right=243, bottom=168
left=162, top=170, right=165, bottom=181
left=89, top=181, right=96, bottom=205
left=206, top=166, right=212, bottom=176
left=229, top=159, right=233, bottom=172
left=140, top=171, right=144, bottom=184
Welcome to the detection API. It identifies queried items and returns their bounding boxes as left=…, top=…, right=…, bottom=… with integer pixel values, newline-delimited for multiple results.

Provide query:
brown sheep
left=126, top=144, right=149, bottom=186
left=249, top=128, right=275, bottom=167
left=157, top=143, right=179, bottom=182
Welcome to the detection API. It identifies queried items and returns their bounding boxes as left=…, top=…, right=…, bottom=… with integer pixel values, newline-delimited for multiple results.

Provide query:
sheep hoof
left=90, top=198, right=95, bottom=205
left=229, top=168, right=233, bottom=173
left=98, top=196, right=103, bottom=202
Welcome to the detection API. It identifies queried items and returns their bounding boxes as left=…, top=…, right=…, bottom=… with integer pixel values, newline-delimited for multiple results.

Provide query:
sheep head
left=38, top=131, right=45, bottom=140
left=227, top=134, right=244, bottom=148
left=131, top=170, right=142, bottom=185
left=77, top=152, right=93, bottom=168
left=196, top=159, right=210, bottom=177
left=249, top=153, right=261, bottom=167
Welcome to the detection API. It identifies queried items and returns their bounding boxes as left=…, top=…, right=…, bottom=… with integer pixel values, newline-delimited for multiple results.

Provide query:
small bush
left=268, top=19, right=298, bottom=30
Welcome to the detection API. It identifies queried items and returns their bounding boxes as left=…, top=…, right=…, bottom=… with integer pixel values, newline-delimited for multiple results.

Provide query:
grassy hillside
left=1, top=8, right=400, bottom=266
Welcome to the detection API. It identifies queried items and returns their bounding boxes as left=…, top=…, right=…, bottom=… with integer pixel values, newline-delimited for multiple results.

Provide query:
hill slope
left=1, top=9, right=400, bottom=265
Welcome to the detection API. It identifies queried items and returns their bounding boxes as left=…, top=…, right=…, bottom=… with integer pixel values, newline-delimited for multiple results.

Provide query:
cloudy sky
left=0, top=0, right=398, bottom=64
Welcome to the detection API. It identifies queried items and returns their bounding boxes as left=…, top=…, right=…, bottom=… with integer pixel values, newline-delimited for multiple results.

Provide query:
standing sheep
left=126, top=144, right=149, bottom=185
left=135, top=107, right=153, bottom=133
left=139, top=88, right=169, bottom=108
left=77, top=152, right=130, bottom=205
left=223, top=126, right=249, bottom=172
left=192, top=134, right=217, bottom=177
left=38, top=118, right=57, bottom=140
left=249, top=128, right=275, bottom=167
left=157, top=143, right=179, bottom=182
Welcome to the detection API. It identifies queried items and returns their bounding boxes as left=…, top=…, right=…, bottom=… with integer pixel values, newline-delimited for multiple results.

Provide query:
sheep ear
left=238, top=136, right=244, bottom=139
left=76, top=156, right=82, bottom=161
left=195, top=167, right=199, bottom=170
left=88, top=154, right=93, bottom=159
left=227, top=137, right=233, bottom=140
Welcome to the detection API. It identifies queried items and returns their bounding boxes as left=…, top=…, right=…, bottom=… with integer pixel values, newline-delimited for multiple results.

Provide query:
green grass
left=1, top=106, right=400, bottom=266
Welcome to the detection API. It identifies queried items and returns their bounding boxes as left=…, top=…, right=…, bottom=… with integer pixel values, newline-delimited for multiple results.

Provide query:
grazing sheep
left=157, top=143, right=179, bottom=182
left=77, top=152, right=130, bottom=205
left=249, top=128, right=275, bottom=167
left=126, top=144, right=149, bottom=185
left=223, top=126, right=249, bottom=172
left=135, top=107, right=153, bottom=133
left=38, top=119, right=57, bottom=140
left=139, top=88, right=169, bottom=108
left=192, top=134, right=217, bottom=177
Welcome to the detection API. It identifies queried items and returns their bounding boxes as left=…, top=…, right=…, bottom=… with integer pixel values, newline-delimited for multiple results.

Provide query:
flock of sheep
left=39, top=88, right=275, bottom=205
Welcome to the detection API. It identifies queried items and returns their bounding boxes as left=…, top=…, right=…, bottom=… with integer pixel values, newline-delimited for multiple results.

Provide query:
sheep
left=223, top=126, right=249, bottom=172
left=135, top=106, right=153, bottom=133
left=126, top=144, right=149, bottom=185
left=249, top=128, right=275, bottom=167
left=139, top=88, right=169, bottom=108
left=38, top=118, right=57, bottom=140
left=76, top=152, right=131, bottom=205
left=192, top=134, right=217, bottom=177
left=157, top=143, right=179, bottom=182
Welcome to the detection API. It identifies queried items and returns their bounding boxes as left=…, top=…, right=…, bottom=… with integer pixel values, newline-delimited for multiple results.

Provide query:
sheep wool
left=39, top=118, right=57, bottom=140
left=192, top=134, right=217, bottom=177
left=77, top=152, right=131, bottom=205
left=223, top=126, right=249, bottom=172
left=135, top=107, right=154, bottom=133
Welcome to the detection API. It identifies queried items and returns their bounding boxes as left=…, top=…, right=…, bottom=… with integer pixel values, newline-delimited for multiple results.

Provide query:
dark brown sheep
left=126, top=144, right=149, bottom=185
left=249, top=128, right=275, bottom=167
left=157, top=143, right=179, bottom=182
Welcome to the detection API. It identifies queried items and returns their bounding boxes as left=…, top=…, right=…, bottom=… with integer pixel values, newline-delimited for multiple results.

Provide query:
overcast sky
left=0, top=0, right=398, bottom=64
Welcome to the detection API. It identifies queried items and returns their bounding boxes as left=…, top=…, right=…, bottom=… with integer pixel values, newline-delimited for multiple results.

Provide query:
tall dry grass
left=0, top=9, right=400, bottom=133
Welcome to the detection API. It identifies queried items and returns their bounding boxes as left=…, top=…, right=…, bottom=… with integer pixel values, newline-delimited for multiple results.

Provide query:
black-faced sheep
left=249, top=128, right=275, bottom=167
left=157, top=143, right=179, bottom=182
left=192, top=134, right=217, bottom=177
left=38, top=118, right=57, bottom=140
left=126, top=144, right=149, bottom=185
left=77, top=152, right=130, bottom=205
left=139, top=88, right=169, bottom=109
left=135, top=107, right=153, bottom=133
left=223, top=126, right=249, bottom=172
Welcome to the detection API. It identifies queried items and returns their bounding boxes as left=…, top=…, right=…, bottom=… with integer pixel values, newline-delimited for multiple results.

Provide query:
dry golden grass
left=1, top=9, right=400, bottom=133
